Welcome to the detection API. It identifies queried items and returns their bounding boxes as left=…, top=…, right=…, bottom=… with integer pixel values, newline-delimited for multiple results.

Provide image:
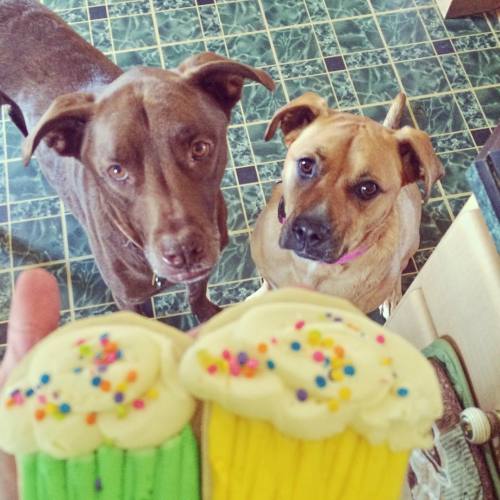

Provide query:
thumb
left=0, top=269, right=60, bottom=387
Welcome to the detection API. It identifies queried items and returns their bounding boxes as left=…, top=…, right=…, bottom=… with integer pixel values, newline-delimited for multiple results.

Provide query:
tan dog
left=251, top=92, right=444, bottom=314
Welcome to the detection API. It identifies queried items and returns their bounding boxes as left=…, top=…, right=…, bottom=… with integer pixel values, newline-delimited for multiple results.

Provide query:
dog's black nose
left=292, top=216, right=330, bottom=248
left=161, top=236, right=204, bottom=269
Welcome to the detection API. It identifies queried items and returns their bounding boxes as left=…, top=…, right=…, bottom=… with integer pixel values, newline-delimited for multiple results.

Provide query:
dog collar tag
left=152, top=273, right=167, bottom=290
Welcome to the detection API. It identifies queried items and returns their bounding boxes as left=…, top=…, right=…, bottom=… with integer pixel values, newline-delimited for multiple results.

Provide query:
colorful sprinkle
left=312, top=351, right=324, bottom=363
left=35, top=409, right=46, bottom=421
left=290, top=341, right=301, bottom=351
left=133, top=399, right=145, bottom=410
left=381, top=357, right=393, bottom=366
left=243, top=366, right=256, bottom=378
left=86, top=413, right=97, bottom=425
left=329, top=369, right=344, bottom=382
left=324, top=357, right=331, bottom=367
left=116, top=405, right=128, bottom=419
left=334, top=346, right=345, bottom=358
left=79, top=345, right=92, bottom=357
left=37, top=395, right=47, bottom=405
left=344, top=365, right=356, bottom=376
left=73, top=367, right=83, bottom=374
left=230, top=364, right=241, bottom=377
left=294, top=320, right=305, bottom=330
left=116, top=350, right=123, bottom=360
left=127, top=371, right=137, bottom=383
left=98, top=365, right=108, bottom=373
left=116, top=382, right=127, bottom=392
left=296, top=388, right=308, bottom=402
left=308, top=330, right=321, bottom=346
left=146, top=388, right=159, bottom=400
left=13, top=393, right=24, bottom=405
left=59, top=403, right=71, bottom=414
left=100, top=380, right=111, bottom=392
left=207, top=365, right=218, bottom=375
left=315, top=376, right=327, bottom=388
left=267, top=360, right=276, bottom=370
left=40, top=374, right=50, bottom=385
left=271, top=337, right=278, bottom=344
left=247, top=359, right=259, bottom=369
left=321, top=338, right=334, bottom=348
left=376, top=335, right=385, bottom=344
left=114, top=392, right=125, bottom=403
left=237, top=352, right=249, bottom=365
left=339, top=387, right=351, bottom=401
left=91, top=376, right=101, bottom=387
left=222, top=350, right=231, bottom=360
left=46, top=403, right=57, bottom=415
left=75, top=338, right=86, bottom=346
left=397, top=387, right=409, bottom=397
left=328, top=398, right=339, bottom=412
left=25, top=388, right=35, bottom=398
left=257, top=343, right=268, bottom=354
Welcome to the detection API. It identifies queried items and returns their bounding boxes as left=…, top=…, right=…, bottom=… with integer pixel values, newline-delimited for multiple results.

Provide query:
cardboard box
left=437, top=0, right=500, bottom=18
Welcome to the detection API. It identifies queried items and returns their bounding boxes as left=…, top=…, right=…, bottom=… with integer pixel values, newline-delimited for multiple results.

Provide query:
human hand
left=0, top=269, right=60, bottom=500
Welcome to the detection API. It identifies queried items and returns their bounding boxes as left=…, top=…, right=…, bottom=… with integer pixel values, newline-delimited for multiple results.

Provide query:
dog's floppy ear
left=22, top=92, right=95, bottom=165
left=178, top=52, right=275, bottom=117
left=383, top=92, right=406, bottom=130
left=264, top=92, right=328, bottom=147
left=393, top=126, right=444, bottom=201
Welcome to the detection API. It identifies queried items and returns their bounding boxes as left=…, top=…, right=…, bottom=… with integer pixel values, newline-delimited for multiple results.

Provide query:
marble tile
left=156, top=9, right=203, bottom=43
left=219, top=1, right=264, bottom=34
left=241, top=83, right=287, bottom=123
left=199, top=4, right=223, bottom=37
left=350, top=65, right=400, bottom=105
left=396, top=57, right=449, bottom=97
left=221, top=187, right=246, bottom=231
left=261, top=0, right=308, bottom=28
left=460, top=49, right=500, bottom=87
left=475, top=87, right=500, bottom=127
left=226, top=32, right=275, bottom=68
left=378, top=11, right=428, bottom=46
left=208, top=278, right=261, bottom=306
left=241, top=184, right=266, bottom=226
left=162, top=41, right=206, bottom=68
left=0, top=272, right=12, bottom=322
left=110, top=15, right=156, bottom=50
left=411, top=95, right=466, bottom=135
left=116, top=48, right=162, bottom=69
left=323, top=0, right=370, bottom=18
left=334, top=18, right=384, bottom=53
left=271, top=26, right=321, bottom=64
left=286, top=75, right=336, bottom=108
left=419, top=199, right=453, bottom=247
left=438, top=149, right=477, bottom=195
left=11, top=217, right=65, bottom=267
left=208, top=232, right=257, bottom=283
left=70, top=258, right=113, bottom=308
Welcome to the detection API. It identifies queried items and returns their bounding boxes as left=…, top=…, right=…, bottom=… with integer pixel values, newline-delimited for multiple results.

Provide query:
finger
left=0, top=269, right=60, bottom=386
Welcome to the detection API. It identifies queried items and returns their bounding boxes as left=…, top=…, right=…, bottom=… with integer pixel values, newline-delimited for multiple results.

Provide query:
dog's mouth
left=167, top=267, right=213, bottom=284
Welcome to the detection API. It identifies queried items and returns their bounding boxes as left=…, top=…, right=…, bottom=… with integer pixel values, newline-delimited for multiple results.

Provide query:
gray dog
left=0, top=0, right=274, bottom=320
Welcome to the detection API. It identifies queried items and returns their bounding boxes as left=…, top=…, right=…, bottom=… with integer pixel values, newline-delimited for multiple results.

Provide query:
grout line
left=147, top=0, right=167, bottom=69
left=1, top=110, right=15, bottom=298
left=58, top=202, right=76, bottom=321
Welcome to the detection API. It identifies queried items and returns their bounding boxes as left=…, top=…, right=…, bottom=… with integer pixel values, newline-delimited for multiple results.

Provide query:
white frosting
left=180, top=293, right=443, bottom=451
left=0, top=313, right=195, bottom=459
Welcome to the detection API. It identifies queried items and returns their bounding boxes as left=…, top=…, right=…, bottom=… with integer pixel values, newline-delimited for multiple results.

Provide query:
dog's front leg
left=188, top=278, right=220, bottom=323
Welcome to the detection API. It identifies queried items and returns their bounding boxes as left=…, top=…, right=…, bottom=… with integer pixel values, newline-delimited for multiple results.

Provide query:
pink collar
left=278, top=196, right=368, bottom=266
left=331, top=245, right=368, bottom=265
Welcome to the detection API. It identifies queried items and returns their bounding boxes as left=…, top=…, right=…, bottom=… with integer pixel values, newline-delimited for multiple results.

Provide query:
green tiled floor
left=1, top=0, right=499, bottom=354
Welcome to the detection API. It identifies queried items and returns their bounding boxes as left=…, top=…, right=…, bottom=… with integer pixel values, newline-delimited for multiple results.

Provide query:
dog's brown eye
left=191, top=141, right=211, bottom=160
left=107, top=164, right=128, bottom=181
left=297, top=157, right=316, bottom=178
left=355, top=181, right=379, bottom=200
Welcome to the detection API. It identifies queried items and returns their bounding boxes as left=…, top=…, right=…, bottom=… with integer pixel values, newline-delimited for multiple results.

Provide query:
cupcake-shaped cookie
left=0, top=312, right=200, bottom=500
left=180, top=288, right=443, bottom=500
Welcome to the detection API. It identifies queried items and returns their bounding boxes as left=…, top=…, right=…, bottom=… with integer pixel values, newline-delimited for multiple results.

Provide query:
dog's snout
left=160, top=235, right=205, bottom=269
left=292, top=217, right=330, bottom=248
